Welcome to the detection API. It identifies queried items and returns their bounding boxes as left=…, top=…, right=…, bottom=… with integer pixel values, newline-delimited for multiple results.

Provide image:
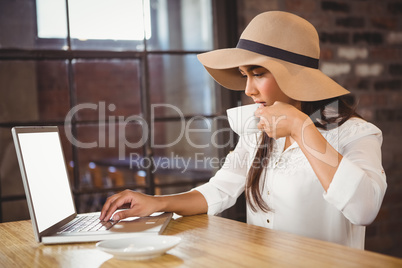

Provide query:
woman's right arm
left=100, top=134, right=254, bottom=222
left=99, top=189, right=207, bottom=221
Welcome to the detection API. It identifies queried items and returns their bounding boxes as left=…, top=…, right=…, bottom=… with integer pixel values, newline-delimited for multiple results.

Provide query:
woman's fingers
left=100, top=190, right=135, bottom=221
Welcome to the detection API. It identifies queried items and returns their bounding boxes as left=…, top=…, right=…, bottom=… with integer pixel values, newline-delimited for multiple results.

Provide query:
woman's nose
left=244, top=79, right=257, bottom=96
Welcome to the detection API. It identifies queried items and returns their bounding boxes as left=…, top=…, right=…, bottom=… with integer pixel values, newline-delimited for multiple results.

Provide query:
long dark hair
left=245, top=95, right=361, bottom=212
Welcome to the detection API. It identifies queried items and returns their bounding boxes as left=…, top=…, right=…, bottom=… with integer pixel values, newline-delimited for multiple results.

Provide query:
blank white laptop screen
left=17, top=132, right=75, bottom=233
left=13, top=127, right=173, bottom=244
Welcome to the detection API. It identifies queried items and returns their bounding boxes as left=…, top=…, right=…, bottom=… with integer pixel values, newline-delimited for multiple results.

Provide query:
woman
left=100, top=11, right=386, bottom=249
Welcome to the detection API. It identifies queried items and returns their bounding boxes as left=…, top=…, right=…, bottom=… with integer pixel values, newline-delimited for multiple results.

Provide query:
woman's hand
left=255, top=101, right=308, bottom=139
left=99, top=189, right=208, bottom=222
left=99, top=190, right=161, bottom=221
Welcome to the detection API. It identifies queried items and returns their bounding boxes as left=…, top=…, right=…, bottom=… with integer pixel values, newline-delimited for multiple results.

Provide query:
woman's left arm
left=292, top=113, right=342, bottom=191
left=257, top=101, right=342, bottom=191
left=257, top=102, right=387, bottom=225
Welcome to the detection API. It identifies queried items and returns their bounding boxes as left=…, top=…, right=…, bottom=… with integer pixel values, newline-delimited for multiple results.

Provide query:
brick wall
left=237, top=0, right=402, bottom=258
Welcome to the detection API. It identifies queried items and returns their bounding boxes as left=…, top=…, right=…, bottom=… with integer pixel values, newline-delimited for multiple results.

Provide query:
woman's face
left=239, top=65, right=299, bottom=107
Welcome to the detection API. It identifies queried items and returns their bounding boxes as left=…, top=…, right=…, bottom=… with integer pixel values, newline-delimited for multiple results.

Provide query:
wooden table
left=0, top=214, right=401, bottom=267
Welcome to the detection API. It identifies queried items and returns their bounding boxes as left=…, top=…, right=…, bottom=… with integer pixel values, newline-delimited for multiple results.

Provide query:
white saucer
left=96, top=235, right=181, bottom=261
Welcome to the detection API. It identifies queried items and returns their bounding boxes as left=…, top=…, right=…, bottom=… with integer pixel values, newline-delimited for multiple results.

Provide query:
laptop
left=11, top=126, right=172, bottom=244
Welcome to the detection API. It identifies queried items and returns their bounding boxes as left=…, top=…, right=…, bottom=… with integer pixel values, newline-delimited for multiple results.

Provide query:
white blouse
left=194, top=117, right=387, bottom=249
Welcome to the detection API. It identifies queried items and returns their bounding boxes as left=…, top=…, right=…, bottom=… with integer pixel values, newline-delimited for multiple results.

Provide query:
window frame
left=0, top=0, right=240, bottom=221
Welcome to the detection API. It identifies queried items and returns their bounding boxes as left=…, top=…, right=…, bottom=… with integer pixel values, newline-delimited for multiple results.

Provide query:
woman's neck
left=284, top=136, right=295, bottom=151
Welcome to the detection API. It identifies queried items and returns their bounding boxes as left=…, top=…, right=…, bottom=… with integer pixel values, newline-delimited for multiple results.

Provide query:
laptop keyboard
left=57, top=215, right=115, bottom=234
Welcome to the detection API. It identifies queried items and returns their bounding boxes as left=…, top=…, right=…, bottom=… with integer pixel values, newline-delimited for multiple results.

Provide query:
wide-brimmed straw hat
left=197, top=11, right=350, bottom=101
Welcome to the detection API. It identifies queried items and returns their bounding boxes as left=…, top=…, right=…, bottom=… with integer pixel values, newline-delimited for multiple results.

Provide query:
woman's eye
left=253, top=72, right=264, bottom=77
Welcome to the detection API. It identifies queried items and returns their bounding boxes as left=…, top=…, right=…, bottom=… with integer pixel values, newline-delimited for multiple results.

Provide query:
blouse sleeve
left=193, top=134, right=257, bottom=215
left=323, top=119, right=387, bottom=225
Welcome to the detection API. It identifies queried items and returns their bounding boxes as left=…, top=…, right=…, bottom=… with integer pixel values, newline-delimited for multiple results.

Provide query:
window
left=0, top=0, right=238, bottom=222
left=37, top=0, right=152, bottom=41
